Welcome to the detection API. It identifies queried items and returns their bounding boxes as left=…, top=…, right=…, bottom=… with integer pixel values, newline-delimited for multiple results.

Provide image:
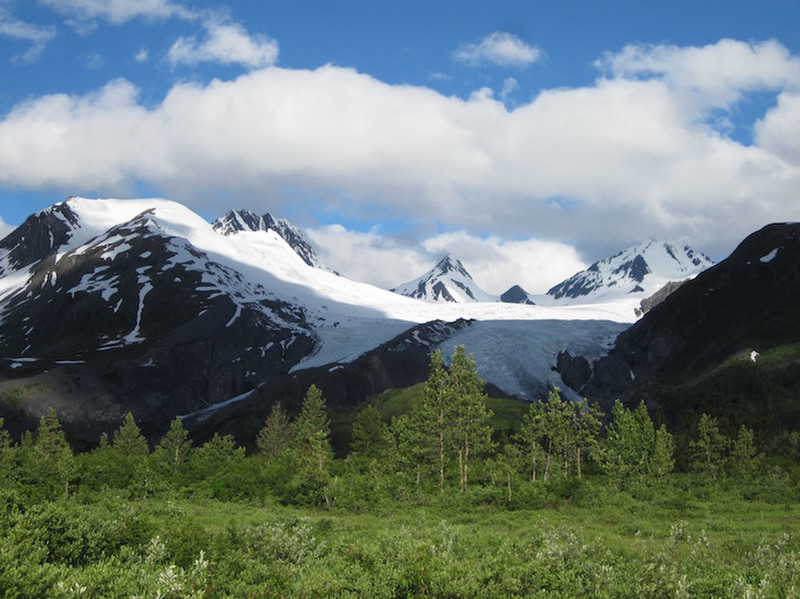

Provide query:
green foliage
left=598, top=400, right=675, bottom=489
left=0, top=417, right=18, bottom=486
left=2, top=490, right=799, bottom=597
left=350, top=403, right=389, bottom=458
left=256, top=401, right=294, bottom=457
left=18, top=409, right=76, bottom=500
left=293, top=385, right=332, bottom=472
left=728, top=424, right=759, bottom=479
left=690, top=413, right=730, bottom=479
left=402, top=346, right=495, bottom=495
left=109, top=413, right=151, bottom=496
left=651, top=424, right=676, bottom=478
left=151, top=416, right=193, bottom=486
left=514, top=390, right=601, bottom=485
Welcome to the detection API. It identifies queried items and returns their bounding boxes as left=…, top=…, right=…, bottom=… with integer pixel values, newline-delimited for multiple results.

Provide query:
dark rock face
left=585, top=222, right=800, bottom=412
left=0, top=201, right=80, bottom=273
left=0, top=209, right=317, bottom=444
left=430, top=281, right=456, bottom=302
left=547, top=267, right=601, bottom=300
left=555, top=350, right=592, bottom=393
left=184, top=319, right=477, bottom=447
left=500, top=285, right=535, bottom=305
left=614, top=254, right=650, bottom=283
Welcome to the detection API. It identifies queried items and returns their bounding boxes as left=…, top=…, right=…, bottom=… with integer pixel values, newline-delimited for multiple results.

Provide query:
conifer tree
left=110, top=412, right=151, bottom=495
left=727, top=424, right=758, bottom=479
left=351, top=403, right=389, bottom=458
left=293, top=385, right=332, bottom=472
left=114, top=412, right=149, bottom=456
left=256, top=402, right=294, bottom=457
left=599, top=400, right=674, bottom=488
left=650, top=424, right=675, bottom=479
left=390, top=411, right=429, bottom=489
left=153, top=417, right=193, bottom=481
left=25, top=409, right=75, bottom=498
left=689, top=413, right=729, bottom=480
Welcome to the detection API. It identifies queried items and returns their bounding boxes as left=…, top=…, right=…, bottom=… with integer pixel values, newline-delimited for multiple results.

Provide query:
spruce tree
left=728, top=424, right=758, bottom=479
left=153, top=417, right=193, bottom=482
left=599, top=400, right=674, bottom=488
left=26, top=409, right=75, bottom=498
left=256, top=402, right=294, bottom=457
left=111, top=412, right=151, bottom=495
left=293, top=385, right=332, bottom=471
left=351, top=403, right=389, bottom=458
left=650, top=424, right=675, bottom=479
left=690, top=413, right=729, bottom=480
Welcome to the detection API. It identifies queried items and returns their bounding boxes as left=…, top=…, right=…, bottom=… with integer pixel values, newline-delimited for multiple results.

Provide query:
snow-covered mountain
left=0, top=196, right=661, bottom=442
left=391, top=255, right=497, bottom=303
left=212, top=209, right=332, bottom=272
left=543, top=240, right=714, bottom=305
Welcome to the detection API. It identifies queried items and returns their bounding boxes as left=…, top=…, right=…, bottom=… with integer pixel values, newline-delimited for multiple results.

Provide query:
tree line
left=0, top=346, right=786, bottom=507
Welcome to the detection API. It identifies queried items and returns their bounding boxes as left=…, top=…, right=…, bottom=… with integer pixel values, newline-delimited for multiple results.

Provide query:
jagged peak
left=546, top=239, right=714, bottom=303
left=392, top=254, right=495, bottom=303
left=433, top=254, right=470, bottom=277
left=212, top=209, right=331, bottom=272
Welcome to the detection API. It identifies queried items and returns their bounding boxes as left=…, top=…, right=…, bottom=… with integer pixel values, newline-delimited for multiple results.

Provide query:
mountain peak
left=392, top=255, right=495, bottom=303
left=212, top=209, right=330, bottom=271
left=546, top=240, right=714, bottom=304
left=500, top=284, right=536, bottom=305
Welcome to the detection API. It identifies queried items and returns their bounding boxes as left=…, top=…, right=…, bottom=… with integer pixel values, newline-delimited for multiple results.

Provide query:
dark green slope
left=586, top=222, right=800, bottom=433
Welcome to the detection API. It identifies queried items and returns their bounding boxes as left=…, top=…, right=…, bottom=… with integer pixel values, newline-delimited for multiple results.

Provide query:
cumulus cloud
left=454, top=32, right=542, bottom=67
left=168, top=18, right=278, bottom=68
left=0, top=39, right=798, bottom=259
left=596, top=39, right=800, bottom=114
left=755, top=92, right=800, bottom=165
left=0, top=9, right=56, bottom=62
left=38, top=0, right=191, bottom=23
left=307, top=226, right=586, bottom=294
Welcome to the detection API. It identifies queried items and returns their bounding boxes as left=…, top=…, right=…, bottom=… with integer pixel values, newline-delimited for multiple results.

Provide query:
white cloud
left=500, top=77, right=519, bottom=102
left=0, top=9, right=56, bottom=62
left=307, top=226, right=586, bottom=294
left=0, top=39, right=798, bottom=260
left=596, top=39, right=800, bottom=114
left=135, top=47, right=149, bottom=63
left=454, top=32, right=542, bottom=68
left=38, top=0, right=191, bottom=23
left=0, top=215, right=10, bottom=239
left=168, top=18, right=278, bottom=69
left=755, top=92, right=800, bottom=165
left=419, top=232, right=587, bottom=294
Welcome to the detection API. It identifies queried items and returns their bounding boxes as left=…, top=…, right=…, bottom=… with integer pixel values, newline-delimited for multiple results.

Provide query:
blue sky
left=1, top=0, right=800, bottom=292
